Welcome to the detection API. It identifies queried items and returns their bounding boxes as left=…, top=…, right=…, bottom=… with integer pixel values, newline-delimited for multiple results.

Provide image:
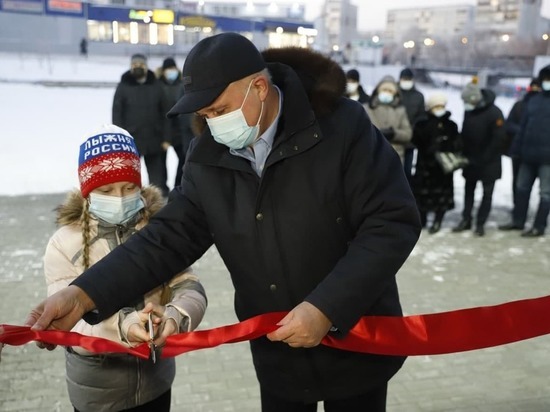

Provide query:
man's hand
left=25, top=285, right=95, bottom=332
left=266, top=302, right=332, bottom=348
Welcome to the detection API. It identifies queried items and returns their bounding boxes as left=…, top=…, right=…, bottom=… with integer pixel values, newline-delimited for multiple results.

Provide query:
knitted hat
left=78, top=124, right=142, bottom=198
left=461, top=82, right=482, bottom=104
left=400, top=68, right=414, bottom=79
left=162, top=57, right=177, bottom=70
left=346, top=69, right=360, bottom=82
left=131, top=53, right=147, bottom=66
left=426, top=92, right=448, bottom=110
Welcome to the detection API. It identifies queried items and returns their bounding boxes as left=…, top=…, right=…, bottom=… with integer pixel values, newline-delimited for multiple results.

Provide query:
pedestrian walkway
left=1, top=193, right=549, bottom=411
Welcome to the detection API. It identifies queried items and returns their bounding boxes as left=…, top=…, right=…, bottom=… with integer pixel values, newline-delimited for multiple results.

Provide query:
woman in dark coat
left=412, top=92, right=462, bottom=233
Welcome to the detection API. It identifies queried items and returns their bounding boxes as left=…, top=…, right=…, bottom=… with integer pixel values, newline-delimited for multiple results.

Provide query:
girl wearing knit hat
left=42, top=124, right=207, bottom=412
left=411, top=92, right=464, bottom=233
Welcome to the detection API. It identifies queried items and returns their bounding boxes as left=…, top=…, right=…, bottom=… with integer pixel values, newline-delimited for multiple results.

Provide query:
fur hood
left=191, top=47, right=346, bottom=134
left=55, top=186, right=165, bottom=227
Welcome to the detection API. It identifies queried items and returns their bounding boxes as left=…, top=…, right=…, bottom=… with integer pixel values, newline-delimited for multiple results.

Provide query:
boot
left=428, top=220, right=441, bottom=234
left=521, top=228, right=544, bottom=238
left=498, top=222, right=523, bottom=231
left=474, top=225, right=485, bottom=237
left=452, top=219, right=471, bottom=232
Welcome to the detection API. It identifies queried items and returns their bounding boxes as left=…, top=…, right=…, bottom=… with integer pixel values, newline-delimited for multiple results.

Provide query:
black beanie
left=538, top=64, right=550, bottom=81
left=346, top=69, right=360, bottom=82
left=400, top=68, right=414, bottom=79
left=162, top=57, right=177, bottom=70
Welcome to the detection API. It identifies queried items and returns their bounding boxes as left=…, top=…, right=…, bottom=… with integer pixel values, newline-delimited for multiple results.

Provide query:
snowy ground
left=0, top=51, right=519, bottom=209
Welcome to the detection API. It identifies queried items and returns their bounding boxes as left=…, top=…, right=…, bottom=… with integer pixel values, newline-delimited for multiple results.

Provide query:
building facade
left=0, top=0, right=315, bottom=55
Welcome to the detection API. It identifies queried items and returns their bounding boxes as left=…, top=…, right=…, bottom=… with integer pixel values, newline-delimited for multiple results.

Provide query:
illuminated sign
left=48, top=0, right=82, bottom=13
left=129, top=9, right=173, bottom=24
left=1, top=0, right=42, bottom=13
left=178, top=15, right=216, bottom=28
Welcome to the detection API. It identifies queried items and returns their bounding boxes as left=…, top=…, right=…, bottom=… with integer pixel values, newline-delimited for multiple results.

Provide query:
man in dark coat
left=27, top=33, right=421, bottom=411
left=399, top=67, right=425, bottom=182
left=499, top=65, right=550, bottom=237
left=453, top=82, right=506, bottom=236
left=113, top=53, right=171, bottom=197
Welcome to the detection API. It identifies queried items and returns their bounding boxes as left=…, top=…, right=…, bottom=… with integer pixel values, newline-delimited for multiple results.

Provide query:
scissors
left=147, top=312, right=156, bottom=363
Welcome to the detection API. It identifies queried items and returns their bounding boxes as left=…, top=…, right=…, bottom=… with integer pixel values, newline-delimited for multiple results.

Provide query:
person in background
left=157, top=57, right=196, bottom=187
left=411, top=92, right=462, bottom=233
left=42, top=124, right=207, bottom=412
left=27, top=33, right=421, bottom=412
left=399, top=68, right=425, bottom=181
left=345, top=68, right=369, bottom=103
left=499, top=78, right=541, bottom=221
left=79, top=38, right=88, bottom=58
left=453, top=81, right=506, bottom=237
left=113, top=54, right=171, bottom=197
left=499, top=65, right=550, bottom=237
left=365, top=75, right=412, bottom=164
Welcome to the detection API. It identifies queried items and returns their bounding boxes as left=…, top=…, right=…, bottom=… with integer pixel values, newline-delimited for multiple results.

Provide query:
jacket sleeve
left=164, top=266, right=207, bottom=332
left=392, top=107, right=413, bottom=144
left=481, top=107, right=506, bottom=163
left=72, top=159, right=214, bottom=324
left=305, top=103, right=421, bottom=333
left=44, top=232, right=127, bottom=345
left=112, top=84, right=125, bottom=128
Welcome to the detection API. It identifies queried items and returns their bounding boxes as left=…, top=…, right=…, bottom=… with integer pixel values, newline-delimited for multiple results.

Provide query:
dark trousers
left=404, top=147, right=415, bottom=182
left=260, top=384, right=387, bottom=412
left=462, top=178, right=496, bottom=227
left=144, top=152, right=169, bottom=197
left=513, top=162, right=550, bottom=232
left=74, top=389, right=171, bottom=412
left=511, top=157, right=521, bottom=208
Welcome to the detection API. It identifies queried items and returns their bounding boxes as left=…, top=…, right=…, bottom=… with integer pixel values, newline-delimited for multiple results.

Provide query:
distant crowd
left=344, top=66, right=550, bottom=238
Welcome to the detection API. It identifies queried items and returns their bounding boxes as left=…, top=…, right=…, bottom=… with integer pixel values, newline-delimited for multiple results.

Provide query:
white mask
left=542, top=81, right=550, bottom=91
left=400, top=80, right=414, bottom=90
left=463, top=103, right=476, bottom=112
left=432, top=108, right=446, bottom=118
left=164, top=69, right=179, bottom=83
left=346, top=82, right=359, bottom=95
left=89, top=192, right=144, bottom=225
left=206, top=80, right=264, bottom=150
left=378, top=91, right=394, bottom=104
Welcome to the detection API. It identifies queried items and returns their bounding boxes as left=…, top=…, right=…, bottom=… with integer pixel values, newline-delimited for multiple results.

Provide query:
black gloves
left=380, top=127, right=395, bottom=141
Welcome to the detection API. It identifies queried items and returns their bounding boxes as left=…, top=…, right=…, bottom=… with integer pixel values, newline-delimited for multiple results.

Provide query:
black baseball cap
left=167, top=32, right=266, bottom=117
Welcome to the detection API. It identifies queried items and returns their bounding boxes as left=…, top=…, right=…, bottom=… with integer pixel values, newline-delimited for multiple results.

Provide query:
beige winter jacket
left=43, top=186, right=207, bottom=356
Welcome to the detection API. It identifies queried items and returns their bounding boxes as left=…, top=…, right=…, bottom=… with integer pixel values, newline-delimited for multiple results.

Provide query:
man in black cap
left=27, top=32, right=421, bottom=411
left=113, top=53, right=171, bottom=197
left=345, top=68, right=369, bottom=103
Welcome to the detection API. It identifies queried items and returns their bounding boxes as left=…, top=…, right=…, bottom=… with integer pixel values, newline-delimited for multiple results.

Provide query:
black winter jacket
left=112, top=70, right=169, bottom=155
left=461, top=89, right=505, bottom=181
left=515, top=91, right=550, bottom=164
left=75, top=48, right=421, bottom=403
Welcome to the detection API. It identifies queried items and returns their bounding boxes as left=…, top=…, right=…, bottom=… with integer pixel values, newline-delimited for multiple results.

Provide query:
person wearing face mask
left=410, top=92, right=463, bottom=233
left=156, top=57, right=196, bottom=187
left=345, top=68, right=369, bottom=103
left=452, top=80, right=506, bottom=236
left=42, top=124, right=207, bottom=412
left=399, top=68, right=425, bottom=182
left=27, top=33, right=421, bottom=412
left=499, top=65, right=550, bottom=237
left=113, top=54, right=171, bottom=197
left=365, top=75, right=413, bottom=164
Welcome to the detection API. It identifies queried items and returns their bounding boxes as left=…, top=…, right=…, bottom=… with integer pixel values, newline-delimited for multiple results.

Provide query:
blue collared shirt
left=230, top=86, right=282, bottom=176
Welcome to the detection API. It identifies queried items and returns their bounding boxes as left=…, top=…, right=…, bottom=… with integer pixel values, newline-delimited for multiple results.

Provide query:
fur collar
left=55, top=186, right=165, bottom=227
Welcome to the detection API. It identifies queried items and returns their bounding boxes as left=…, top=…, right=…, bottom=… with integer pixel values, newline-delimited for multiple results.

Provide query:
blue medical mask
left=89, top=191, right=144, bottom=225
left=542, top=81, right=550, bottom=91
left=206, top=80, right=264, bottom=150
left=463, top=103, right=476, bottom=111
left=378, top=91, right=394, bottom=104
left=432, top=108, right=446, bottom=118
left=165, top=69, right=179, bottom=83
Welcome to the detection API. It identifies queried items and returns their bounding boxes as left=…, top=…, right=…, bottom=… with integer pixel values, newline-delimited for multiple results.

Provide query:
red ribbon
left=2, top=295, right=550, bottom=358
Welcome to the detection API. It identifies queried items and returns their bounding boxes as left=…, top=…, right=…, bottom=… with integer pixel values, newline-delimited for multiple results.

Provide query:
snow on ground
left=0, top=52, right=521, bottom=211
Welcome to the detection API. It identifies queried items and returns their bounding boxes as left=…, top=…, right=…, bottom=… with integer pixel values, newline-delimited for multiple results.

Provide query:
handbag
left=434, top=151, right=469, bottom=174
